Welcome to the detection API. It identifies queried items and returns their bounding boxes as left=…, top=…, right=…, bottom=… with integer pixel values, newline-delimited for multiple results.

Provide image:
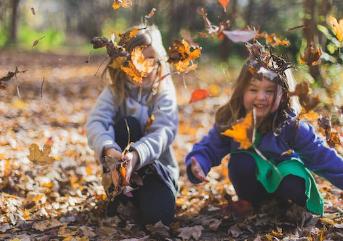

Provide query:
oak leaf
left=28, top=143, right=55, bottom=165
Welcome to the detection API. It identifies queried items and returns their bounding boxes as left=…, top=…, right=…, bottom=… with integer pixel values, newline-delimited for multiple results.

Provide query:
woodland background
left=0, top=0, right=342, bottom=240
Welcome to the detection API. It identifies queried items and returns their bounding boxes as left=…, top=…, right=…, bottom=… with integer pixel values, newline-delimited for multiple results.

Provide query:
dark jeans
left=108, top=116, right=175, bottom=225
left=228, top=152, right=307, bottom=208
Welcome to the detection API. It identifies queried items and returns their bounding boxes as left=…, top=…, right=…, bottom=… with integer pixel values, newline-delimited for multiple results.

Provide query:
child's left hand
left=122, top=151, right=139, bottom=184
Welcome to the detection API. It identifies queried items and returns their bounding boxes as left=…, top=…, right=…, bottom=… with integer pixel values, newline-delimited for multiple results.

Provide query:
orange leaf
left=189, top=89, right=209, bottom=103
left=218, top=0, right=230, bottom=12
left=222, top=110, right=254, bottom=149
left=120, top=164, right=129, bottom=186
left=112, top=0, right=132, bottom=10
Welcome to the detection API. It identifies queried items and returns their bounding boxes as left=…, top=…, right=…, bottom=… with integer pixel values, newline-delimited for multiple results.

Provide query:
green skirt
left=234, top=150, right=324, bottom=215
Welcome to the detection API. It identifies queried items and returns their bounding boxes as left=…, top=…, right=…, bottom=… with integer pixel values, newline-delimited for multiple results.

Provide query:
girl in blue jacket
left=185, top=43, right=343, bottom=215
left=87, top=25, right=178, bottom=225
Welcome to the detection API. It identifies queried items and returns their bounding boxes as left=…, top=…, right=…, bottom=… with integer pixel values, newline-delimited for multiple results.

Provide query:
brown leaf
left=178, top=225, right=203, bottom=241
left=32, top=36, right=45, bottom=48
left=30, top=7, right=36, bottom=15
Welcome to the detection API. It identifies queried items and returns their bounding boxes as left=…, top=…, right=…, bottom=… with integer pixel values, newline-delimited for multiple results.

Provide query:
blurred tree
left=6, top=0, right=20, bottom=45
left=303, top=0, right=324, bottom=86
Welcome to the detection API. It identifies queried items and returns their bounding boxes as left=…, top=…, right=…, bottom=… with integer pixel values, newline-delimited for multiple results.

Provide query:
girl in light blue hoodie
left=87, top=25, right=178, bottom=225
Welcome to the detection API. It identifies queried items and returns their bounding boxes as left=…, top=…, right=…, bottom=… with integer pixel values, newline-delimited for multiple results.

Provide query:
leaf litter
left=0, top=50, right=342, bottom=240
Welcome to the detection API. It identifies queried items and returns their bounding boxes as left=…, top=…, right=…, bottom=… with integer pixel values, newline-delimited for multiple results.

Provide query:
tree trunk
left=303, top=0, right=324, bottom=86
left=7, top=0, right=20, bottom=45
left=219, top=0, right=238, bottom=59
left=318, top=0, right=332, bottom=45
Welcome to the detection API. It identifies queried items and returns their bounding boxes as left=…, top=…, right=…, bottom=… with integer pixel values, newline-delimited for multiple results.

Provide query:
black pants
left=109, top=116, right=176, bottom=225
left=229, top=152, right=307, bottom=208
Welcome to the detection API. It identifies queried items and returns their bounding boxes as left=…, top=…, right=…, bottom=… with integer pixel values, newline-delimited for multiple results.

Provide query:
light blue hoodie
left=86, top=77, right=179, bottom=191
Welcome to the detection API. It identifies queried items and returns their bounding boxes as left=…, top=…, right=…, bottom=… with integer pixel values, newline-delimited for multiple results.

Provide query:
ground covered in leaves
left=0, top=51, right=342, bottom=240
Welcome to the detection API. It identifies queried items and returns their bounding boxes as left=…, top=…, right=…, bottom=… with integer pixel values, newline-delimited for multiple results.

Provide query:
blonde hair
left=105, top=25, right=170, bottom=105
left=215, top=58, right=299, bottom=134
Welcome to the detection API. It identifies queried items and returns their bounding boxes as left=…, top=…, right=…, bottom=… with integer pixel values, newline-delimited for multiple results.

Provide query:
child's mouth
left=254, top=104, right=268, bottom=109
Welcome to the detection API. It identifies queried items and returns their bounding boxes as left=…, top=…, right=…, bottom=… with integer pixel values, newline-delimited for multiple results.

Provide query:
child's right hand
left=191, top=157, right=207, bottom=182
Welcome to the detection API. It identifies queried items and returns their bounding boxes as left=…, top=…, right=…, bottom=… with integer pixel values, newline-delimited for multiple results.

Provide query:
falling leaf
left=290, top=82, right=320, bottom=111
left=218, top=0, right=230, bottom=12
left=178, top=225, right=203, bottom=240
left=32, top=35, right=45, bottom=48
left=121, top=46, right=155, bottom=85
left=223, top=30, right=257, bottom=43
left=327, top=15, right=343, bottom=42
left=112, top=0, right=132, bottom=10
left=168, top=39, right=201, bottom=73
left=257, top=32, right=290, bottom=47
left=300, top=42, right=322, bottom=66
left=145, top=8, right=157, bottom=19
left=28, top=143, right=55, bottom=165
left=30, top=7, right=36, bottom=15
left=222, top=110, right=255, bottom=149
left=198, top=8, right=230, bottom=39
left=189, top=89, right=209, bottom=103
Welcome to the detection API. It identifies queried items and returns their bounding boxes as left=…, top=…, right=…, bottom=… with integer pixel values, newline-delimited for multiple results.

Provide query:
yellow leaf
left=208, top=84, right=221, bottom=97
left=131, top=46, right=155, bottom=75
left=112, top=0, right=132, bottom=10
left=222, top=110, right=254, bottom=149
left=11, top=99, right=28, bottom=110
left=23, top=209, right=31, bottom=220
left=299, top=110, right=320, bottom=121
left=28, top=143, right=55, bottom=165
left=145, top=114, right=155, bottom=130
left=327, top=15, right=343, bottom=42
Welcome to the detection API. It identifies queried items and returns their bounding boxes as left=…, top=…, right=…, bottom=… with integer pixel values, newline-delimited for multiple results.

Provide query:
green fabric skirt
left=233, top=150, right=324, bottom=215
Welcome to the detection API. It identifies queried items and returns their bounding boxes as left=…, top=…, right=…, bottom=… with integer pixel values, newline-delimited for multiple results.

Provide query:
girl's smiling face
left=243, top=78, right=282, bottom=120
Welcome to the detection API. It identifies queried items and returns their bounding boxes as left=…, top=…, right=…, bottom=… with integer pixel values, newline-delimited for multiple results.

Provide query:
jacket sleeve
left=131, top=78, right=178, bottom=169
left=185, top=126, right=231, bottom=184
left=293, top=121, right=343, bottom=189
left=86, top=87, right=122, bottom=161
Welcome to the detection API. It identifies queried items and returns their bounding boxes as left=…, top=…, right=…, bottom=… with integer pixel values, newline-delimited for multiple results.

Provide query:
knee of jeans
left=229, top=152, right=256, bottom=177
left=139, top=202, right=175, bottom=225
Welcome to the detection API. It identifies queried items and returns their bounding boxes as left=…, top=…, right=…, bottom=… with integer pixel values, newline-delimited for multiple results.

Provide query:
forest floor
left=0, top=50, right=342, bottom=241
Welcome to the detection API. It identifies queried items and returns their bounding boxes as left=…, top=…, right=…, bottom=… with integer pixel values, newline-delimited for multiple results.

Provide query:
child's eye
left=249, top=88, right=257, bottom=92
left=266, top=90, right=274, bottom=94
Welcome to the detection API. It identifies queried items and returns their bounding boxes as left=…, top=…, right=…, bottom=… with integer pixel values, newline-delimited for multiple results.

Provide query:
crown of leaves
left=245, top=41, right=293, bottom=80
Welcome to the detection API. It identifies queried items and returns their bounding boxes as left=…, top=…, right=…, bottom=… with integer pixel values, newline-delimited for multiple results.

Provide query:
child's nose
left=256, top=91, right=268, bottom=100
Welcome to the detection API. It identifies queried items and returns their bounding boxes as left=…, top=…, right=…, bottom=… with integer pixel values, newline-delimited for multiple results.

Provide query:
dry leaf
left=257, top=32, right=290, bottom=47
left=168, top=39, right=201, bottom=73
left=222, top=110, right=255, bottom=149
left=189, top=89, right=209, bottom=103
left=300, top=42, right=322, bottom=66
left=28, top=143, right=55, bottom=165
left=327, top=15, right=343, bottom=42
left=178, top=225, right=203, bottom=241
left=32, top=36, right=45, bottom=48
left=112, top=0, right=132, bottom=10
left=223, top=30, right=257, bottom=43
left=218, top=0, right=230, bottom=12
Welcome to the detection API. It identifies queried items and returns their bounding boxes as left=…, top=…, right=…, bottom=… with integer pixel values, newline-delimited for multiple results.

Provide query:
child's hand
left=122, top=151, right=139, bottom=184
left=191, top=157, right=207, bottom=182
left=104, top=148, right=122, bottom=160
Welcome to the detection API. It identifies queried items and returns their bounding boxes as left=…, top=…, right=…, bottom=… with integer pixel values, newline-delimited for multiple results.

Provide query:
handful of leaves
left=102, top=146, right=142, bottom=199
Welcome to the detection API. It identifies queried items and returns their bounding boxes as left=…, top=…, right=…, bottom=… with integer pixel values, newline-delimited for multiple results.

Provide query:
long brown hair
left=104, top=25, right=170, bottom=105
left=215, top=58, right=296, bottom=134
